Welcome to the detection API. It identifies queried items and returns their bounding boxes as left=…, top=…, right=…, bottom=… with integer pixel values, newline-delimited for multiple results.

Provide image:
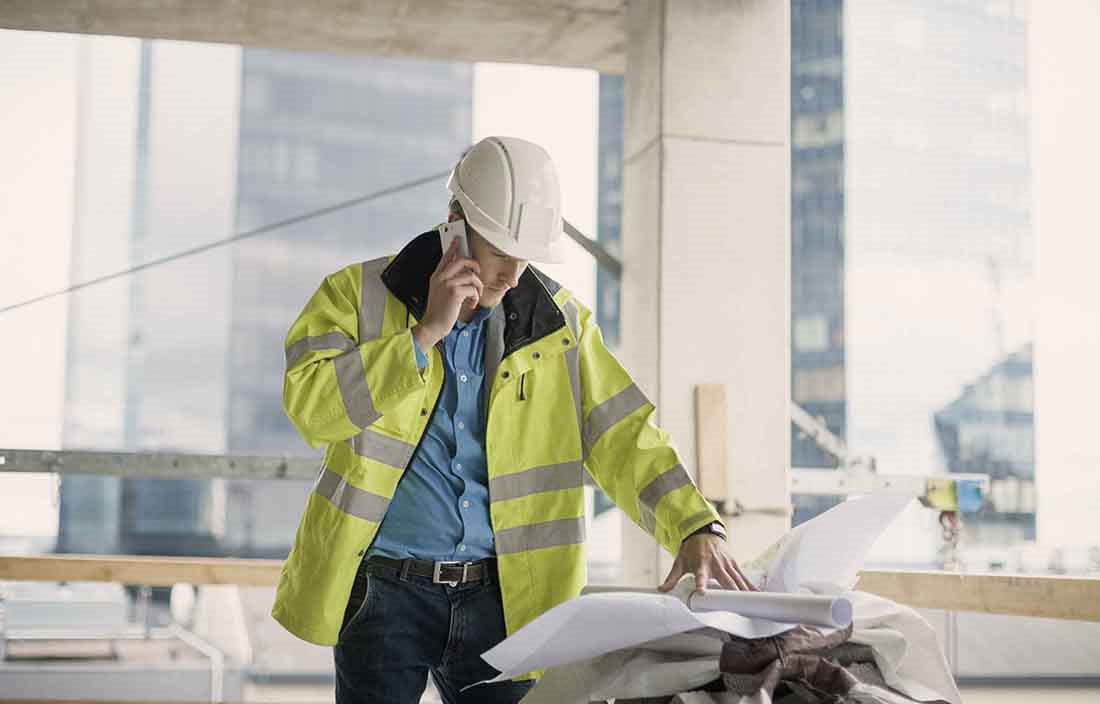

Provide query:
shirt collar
left=454, top=304, right=494, bottom=330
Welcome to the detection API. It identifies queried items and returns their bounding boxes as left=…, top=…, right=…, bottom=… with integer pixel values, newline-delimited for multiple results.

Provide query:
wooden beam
left=0, top=0, right=626, bottom=73
left=3, top=556, right=1099, bottom=623
left=694, top=384, right=729, bottom=503
left=856, top=569, right=1100, bottom=622
left=0, top=554, right=283, bottom=587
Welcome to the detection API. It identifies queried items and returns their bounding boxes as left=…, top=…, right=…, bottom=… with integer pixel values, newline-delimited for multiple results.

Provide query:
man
left=272, top=136, right=754, bottom=704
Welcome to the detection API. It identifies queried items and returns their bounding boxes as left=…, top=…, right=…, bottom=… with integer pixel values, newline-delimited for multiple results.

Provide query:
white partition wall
left=619, top=0, right=792, bottom=586
left=1030, top=1, right=1100, bottom=551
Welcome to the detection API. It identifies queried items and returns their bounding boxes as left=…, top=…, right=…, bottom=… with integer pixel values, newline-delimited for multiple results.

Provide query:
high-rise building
left=789, top=1, right=1033, bottom=546
left=934, top=344, right=1035, bottom=544
left=60, top=38, right=240, bottom=557
left=790, top=0, right=847, bottom=525
left=845, top=0, right=1031, bottom=565
left=59, top=39, right=474, bottom=559
left=223, top=48, right=473, bottom=556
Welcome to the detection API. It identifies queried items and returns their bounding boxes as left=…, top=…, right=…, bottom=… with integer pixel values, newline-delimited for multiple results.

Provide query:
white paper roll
left=686, top=590, right=852, bottom=628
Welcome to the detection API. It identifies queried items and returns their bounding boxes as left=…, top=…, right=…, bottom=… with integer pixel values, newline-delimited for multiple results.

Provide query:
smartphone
left=439, top=219, right=471, bottom=260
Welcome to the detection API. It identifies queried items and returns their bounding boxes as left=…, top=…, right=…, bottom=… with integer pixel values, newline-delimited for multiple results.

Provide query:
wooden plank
left=694, top=384, right=729, bottom=503
left=856, top=569, right=1100, bottom=622
left=6, top=555, right=1097, bottom=624
left=0, top=554, right=283, bottom=587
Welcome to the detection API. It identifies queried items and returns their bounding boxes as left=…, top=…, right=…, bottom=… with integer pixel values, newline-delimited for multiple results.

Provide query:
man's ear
left=465, top=228, right=481, bottom=251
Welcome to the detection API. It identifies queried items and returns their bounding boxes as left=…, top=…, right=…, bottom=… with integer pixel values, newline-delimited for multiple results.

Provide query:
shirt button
left=462, top=500, right=471, bottom=508
left=462, top=331, right=469, bottom=337
left=456, top=463, right=463, bottom=471
left=459, top=544, right=467, bottom=552
left=460, top=374, right=468, bottom=383
left=457, top=421, right=465, bottom=429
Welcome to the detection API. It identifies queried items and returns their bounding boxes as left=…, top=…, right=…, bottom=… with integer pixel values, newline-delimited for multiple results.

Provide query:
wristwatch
left=686, top=521, right=727, bottom=541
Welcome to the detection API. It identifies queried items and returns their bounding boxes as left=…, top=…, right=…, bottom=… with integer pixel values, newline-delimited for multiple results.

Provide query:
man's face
left=458, top=219, right=529, bottom=308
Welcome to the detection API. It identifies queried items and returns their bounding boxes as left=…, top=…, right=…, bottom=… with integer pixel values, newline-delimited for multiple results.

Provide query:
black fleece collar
left=380, top=230, right=567, bottom=358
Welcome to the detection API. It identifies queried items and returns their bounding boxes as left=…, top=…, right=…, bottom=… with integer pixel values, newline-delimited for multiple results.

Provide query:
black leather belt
left=366, top=555, right=497, bottom=586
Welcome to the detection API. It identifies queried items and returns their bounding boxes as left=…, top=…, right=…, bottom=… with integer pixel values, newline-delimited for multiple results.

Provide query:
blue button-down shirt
left=367, top=305, right=496, bottom=562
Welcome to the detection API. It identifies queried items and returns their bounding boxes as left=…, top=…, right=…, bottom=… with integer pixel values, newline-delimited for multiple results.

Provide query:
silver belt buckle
left=433, top=560, right=461, bottom=587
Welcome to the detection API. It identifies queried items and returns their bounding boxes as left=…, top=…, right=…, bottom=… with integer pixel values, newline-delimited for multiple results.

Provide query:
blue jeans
left=333, top=557, right=534, bottom=704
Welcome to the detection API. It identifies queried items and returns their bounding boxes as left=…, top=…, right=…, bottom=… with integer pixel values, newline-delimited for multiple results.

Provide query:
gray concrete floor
left=958, top=686, right=1100, bottom=703
left=245, top=682, right=1100, bottom=703
left=245, top=680, right=441, bottom=703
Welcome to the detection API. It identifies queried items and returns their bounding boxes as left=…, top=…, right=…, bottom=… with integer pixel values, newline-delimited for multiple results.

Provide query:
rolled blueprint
left=687, top=590, right=852, bottom=628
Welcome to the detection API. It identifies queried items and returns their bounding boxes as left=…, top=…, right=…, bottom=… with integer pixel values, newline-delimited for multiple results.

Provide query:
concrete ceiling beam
left=0, top=0, right=626, bottom=73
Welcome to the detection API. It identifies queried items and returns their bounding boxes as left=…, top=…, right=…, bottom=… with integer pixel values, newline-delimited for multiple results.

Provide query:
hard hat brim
left=448, top=168, right=565, bottom=264
left=465, top=207, right=566, bottom=264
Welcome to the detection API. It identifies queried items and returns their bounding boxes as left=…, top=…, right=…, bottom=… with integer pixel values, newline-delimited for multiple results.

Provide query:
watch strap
left=686, top=520, right=727, bottom=541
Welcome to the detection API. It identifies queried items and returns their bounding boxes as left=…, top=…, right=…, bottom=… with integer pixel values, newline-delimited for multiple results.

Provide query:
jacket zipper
left=411, top=340, right=447, bottom=457
left=345, top=341, right=444, bottom=638
left=360, top=339, right=445, bottom=558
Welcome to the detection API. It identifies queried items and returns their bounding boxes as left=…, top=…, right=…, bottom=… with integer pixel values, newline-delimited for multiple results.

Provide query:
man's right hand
left=412, top=237, right=484, bottom=351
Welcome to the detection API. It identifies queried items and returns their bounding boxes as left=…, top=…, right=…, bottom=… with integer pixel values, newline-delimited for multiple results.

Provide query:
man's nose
left=504, top=264, right=523, bottom=288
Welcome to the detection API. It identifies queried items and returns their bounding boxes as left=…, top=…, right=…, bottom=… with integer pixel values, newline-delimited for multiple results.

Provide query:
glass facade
left=223, top=49, right=472, bottom=557
left=791, top=0, right=848, bottom=526
left=934, top=344, right=1035, bottom=544
left=790, top=1, right=1034, bottom=562
left=58, top=39, right=474, bottom=559
left=59, top=37, right=242, bottom=557
left=596, top=73, right=624, bottom=352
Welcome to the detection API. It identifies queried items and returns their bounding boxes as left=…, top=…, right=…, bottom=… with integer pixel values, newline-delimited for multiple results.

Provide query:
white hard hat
left=446, top=136, right=565, bottom=264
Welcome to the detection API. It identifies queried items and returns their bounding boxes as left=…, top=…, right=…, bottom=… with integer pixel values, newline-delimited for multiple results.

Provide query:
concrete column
left=620, top=0, right=791, bottom=586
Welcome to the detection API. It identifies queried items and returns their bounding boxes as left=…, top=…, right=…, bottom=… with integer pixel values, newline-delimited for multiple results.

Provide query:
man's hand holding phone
left=412, top=236, right=484, bottom=351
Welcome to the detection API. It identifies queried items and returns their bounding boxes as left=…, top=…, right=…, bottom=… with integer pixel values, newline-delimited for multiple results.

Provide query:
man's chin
left=479, top=292, right=506, bottom=308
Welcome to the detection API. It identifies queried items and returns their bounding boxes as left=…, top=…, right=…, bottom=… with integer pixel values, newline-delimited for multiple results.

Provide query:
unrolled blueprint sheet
left=480, top=495, right=911, bottom=681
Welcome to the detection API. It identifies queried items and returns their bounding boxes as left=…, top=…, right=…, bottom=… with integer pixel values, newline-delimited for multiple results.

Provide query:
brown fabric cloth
left=719, top=623, right=859, bottom=698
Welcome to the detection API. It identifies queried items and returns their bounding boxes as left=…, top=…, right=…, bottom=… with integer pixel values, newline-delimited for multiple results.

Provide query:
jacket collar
left=380, top=230, right=567, bottom=358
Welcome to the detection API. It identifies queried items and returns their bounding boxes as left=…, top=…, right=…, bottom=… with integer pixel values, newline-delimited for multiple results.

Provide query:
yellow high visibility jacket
left=271, top=230, right=722, bottom=653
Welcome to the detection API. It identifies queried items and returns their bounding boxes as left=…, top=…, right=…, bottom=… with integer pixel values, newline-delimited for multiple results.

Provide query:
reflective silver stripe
left=584, top=383, right=650, bottom=456
left=562, top=299, right=581, bottom=339
left=562, top=301, right=583, bottom=436
left=638, top=464, right=694, bottom=513
left=639, top=504, right=657, bottom=535
left=313, top=464, right=389, bottom=523
left=350, top=428, right=416, bottom=469
left=359, top=257, right=390, bottom=341
left=490, top=461, right=584, bottom=502
left=332, top=348, right=381, bottom=428
left=679, top=509, right=719, bottom=538
left=495, top=516, right=586, bottom=555
left=285, top=331, right=356, bottom=368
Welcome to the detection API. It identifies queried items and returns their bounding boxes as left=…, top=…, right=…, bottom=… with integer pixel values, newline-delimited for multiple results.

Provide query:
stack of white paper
left=480, top=495, right=912, bottom=682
